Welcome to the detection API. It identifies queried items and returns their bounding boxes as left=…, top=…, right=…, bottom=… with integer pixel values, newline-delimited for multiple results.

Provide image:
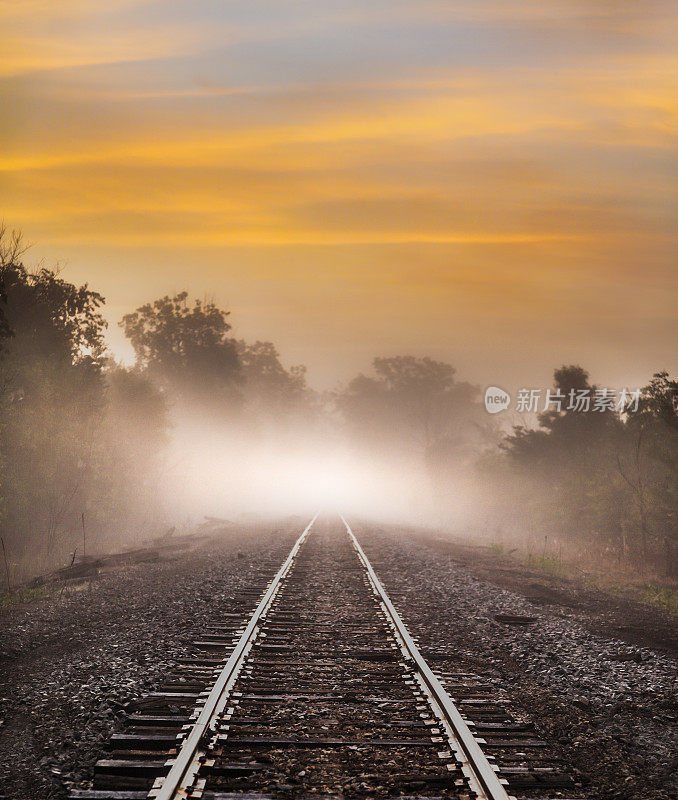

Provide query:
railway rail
left=69, top=516, right=579, bottom=800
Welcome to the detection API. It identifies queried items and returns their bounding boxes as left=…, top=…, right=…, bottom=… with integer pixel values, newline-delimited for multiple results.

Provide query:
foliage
left=120, top=292, right=241, bottom=407
left=0, top=229, right=169, bottom=578
left=639, top=583, right=678, bottom=616
left=337, top=355, right=484, bottom=454
left=235, top=340, right=314, bottom=427
left=0, top=229, right=106, bottom=560
left=525, top=551, right=566, bottom=577
left=0, top=585, right=50, bottom=607
left=2, top=226, right=674, bottom=582
left=87, top=365, right=169, bottom=536
left=496, top=365, right=678, bottom=574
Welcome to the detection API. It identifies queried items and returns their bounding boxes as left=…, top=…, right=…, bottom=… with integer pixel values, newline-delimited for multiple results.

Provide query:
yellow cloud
left=1, top=0, right=676, bottom=386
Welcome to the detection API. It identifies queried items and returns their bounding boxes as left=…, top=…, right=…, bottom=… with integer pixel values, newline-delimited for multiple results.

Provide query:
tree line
left=0, top=228, right=676, bottom=580
left=0, top=229, right=168, bottom=576
left=0, top=230, right=319, bottom=579
left=482, top=367, right=677, bottom=574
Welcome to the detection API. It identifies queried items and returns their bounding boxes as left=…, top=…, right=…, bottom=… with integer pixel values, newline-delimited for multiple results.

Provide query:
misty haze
left=1, top=229, right=675, bottom=577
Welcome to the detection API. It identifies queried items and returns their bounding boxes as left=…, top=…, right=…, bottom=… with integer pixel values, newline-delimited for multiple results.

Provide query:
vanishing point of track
left=70, top=516, right=577, bottom=800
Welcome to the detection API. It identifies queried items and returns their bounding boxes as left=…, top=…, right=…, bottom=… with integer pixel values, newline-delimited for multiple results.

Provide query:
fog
left=163, top=417, right=450, bottom=526
left=0, top=237, right=676, bottom=583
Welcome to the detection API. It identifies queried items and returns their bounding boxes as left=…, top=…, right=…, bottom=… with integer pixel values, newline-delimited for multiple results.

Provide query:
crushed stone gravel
left=1, top=518, right=675, bottom=800
left=0, top=522, right=298, bottom=799
left=357, top=524, right=677, bottom=800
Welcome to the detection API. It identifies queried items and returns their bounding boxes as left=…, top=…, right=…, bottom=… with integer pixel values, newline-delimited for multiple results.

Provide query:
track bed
left=68, top=517, right=581, bottom=800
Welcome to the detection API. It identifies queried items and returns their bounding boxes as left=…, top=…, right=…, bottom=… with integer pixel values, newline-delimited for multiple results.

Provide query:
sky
left=1, top=0, right=676, bottom=392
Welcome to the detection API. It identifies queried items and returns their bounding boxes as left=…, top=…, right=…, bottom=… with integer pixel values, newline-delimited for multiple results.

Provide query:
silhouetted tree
left=0, top=229, right=107, bottom=563
left=338, top=355, right=483, bottom=457
left=120, top=292, right=241, bottom=407
left=0, top=226, right=24, bottom=347
left=236, top=340, right=312, bottom=423
left=0, top=230, right=170, bottom=575
left=498, top=365, right=677, bottom=571
left=617, top=372, right=678, bottom=571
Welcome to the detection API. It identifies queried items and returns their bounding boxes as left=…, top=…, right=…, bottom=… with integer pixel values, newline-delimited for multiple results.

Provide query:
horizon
left=8, top=246, right=675, bottom=399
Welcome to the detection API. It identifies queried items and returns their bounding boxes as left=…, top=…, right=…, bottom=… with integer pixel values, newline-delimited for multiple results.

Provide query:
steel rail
left=342, top=515, right=512, bottom=800
left=149, top=514, right=318, bottom=800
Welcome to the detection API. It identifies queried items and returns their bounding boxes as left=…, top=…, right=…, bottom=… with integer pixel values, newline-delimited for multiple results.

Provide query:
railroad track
left=69, top=516, right=579, bottom=800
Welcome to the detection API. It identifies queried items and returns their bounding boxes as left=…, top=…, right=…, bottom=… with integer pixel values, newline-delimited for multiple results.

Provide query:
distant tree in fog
left=337, top=355, right=485, bottom=455
left=504, top=365, right=619, bottom=470
left=501, top=365, right=622, bottom=549
left=91, top=365, right=169, bottom=538
left=236, top=340, right=314, bottom=423
left=120, top=292, right=241, bottom=407
left=2, top=227, right=673, bottom=579
left=120, top=289, right=321, bottom=428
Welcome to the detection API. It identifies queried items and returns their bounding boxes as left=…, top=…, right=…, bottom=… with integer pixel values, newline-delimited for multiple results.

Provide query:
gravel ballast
left=1, top=518, right=675, bottom=800
left=356, top=524, right=678, bottom=800
left=0, top=522, right=298, bottom=799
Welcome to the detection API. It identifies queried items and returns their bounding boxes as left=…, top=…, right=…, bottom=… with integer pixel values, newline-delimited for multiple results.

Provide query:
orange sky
left=1, top=1, right=676, bottom=391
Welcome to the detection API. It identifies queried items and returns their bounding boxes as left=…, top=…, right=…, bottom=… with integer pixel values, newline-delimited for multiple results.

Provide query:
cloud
left=1, top=0, right=676, bottom=385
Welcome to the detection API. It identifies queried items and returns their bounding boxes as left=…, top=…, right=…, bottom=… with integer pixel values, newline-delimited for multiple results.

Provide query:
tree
left=236, top=340, right=312, bottom=423
left=0, top=229, right=108, bottom=563
left=338, top=355, right=482, bottom=455
left=0, top=226, right=26, bottom=347
left=507, top=366, right=619, bottom=467
left=617, top=372, right=678, bottom=572
left=120, top=292, right=241, bottom=407
left=502, top=366, right=624, bottom=547
left=0, top=229, right=173, bottom=576
left=88, top=365, right=169, bottom=538
left=498, top=365, right=678, bottom=571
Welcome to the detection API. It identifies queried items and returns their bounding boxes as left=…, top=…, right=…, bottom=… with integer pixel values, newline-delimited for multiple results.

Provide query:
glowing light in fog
left=162, top=416, right=444, bottom=525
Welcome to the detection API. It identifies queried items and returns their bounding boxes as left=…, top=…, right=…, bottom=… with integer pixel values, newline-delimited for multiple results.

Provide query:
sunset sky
left=1, top=1, right=676, bottom=391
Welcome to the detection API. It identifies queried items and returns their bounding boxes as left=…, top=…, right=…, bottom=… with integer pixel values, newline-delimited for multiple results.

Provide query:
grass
left=592, top=577, right=678, bottom=617
left=487, top=537, right=568, bottom=577
left=1, top=577, right=93, bottom=608
left=526, top=552, right=567, bottom=577
left=0, top=585, right=50, bottom=607
left=639, top=583, right=678, bottom=616
left=488, top=538, right=678, bottom=617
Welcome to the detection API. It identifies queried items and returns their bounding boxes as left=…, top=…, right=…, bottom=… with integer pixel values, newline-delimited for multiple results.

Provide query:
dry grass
left=487, top=537, right=678, bottom=618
